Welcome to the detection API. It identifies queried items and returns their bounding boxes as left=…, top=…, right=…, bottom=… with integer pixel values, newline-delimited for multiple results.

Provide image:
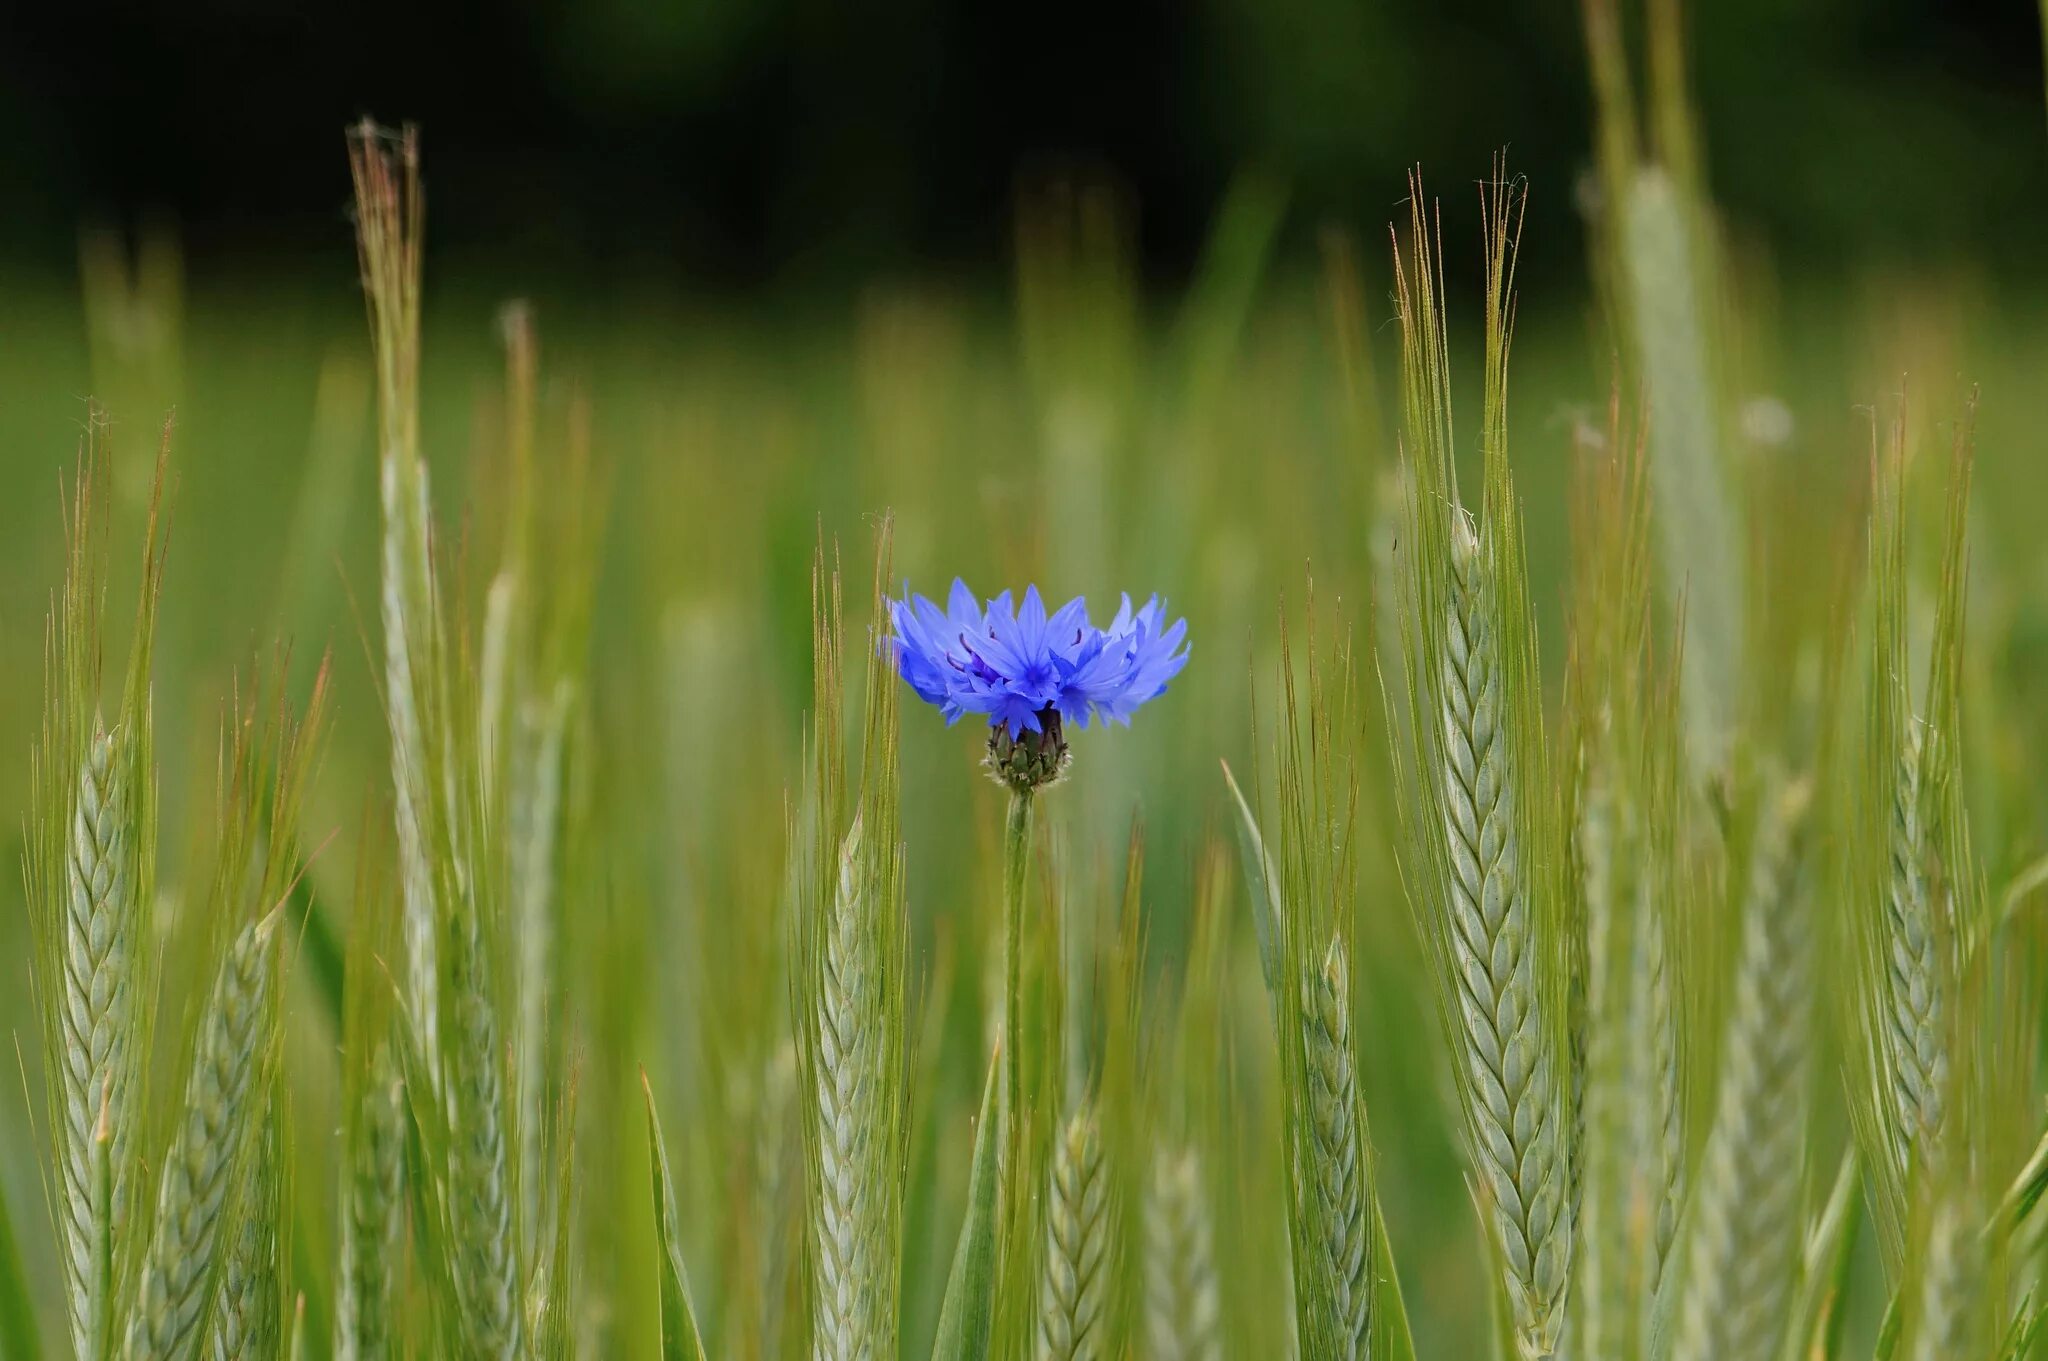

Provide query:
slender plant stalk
left=1144, top=1147, right=1220, bottom=1361
left=1438, top=518, right=1569, bottom=1358
left=61, top=726, right=137, bottom=1359
left=126, top=911, right=281, bottom=1361
left=1038, top=1101, right=1109, bottom=1361
left=1670, top=782, right=1812, bottom=1361
left=1003, top=790, right=1035, bottom=1145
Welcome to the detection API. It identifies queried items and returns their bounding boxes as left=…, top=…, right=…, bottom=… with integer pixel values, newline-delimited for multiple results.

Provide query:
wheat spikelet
left=1648, top=894, right=1683, bottom=1277
left=811, top=817, right=889, bottom=1361
left=1883, top=722, right=1948, bottom=1175
left=1438, top=517, right=1569, bottom=1357
left=334, top=1049, right=404, bottom=1361
left=1906, top=1195, right=1976, bottom=1361
left=1670, top=783, right=1812, bottom=1361
left=1145, top=1146, right=1219, bottom=1361
left=60, top=725, right=137, bottom=1358
left=1299, top=937, right=1372, bottom=1359
left=447, top=902, right=520, bottom=1358
left=208, top=1122, right=279, bottom=1361
left=1038, top=1101, right=1109, bottom=1361
left=125, top=912, right=280, bottom=1361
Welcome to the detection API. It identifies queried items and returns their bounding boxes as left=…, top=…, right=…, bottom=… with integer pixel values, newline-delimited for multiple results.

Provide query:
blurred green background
left=2, top=0, right=2047, bottom=1353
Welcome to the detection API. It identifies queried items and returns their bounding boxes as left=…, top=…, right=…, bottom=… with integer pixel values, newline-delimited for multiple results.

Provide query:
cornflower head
left=889, top=580, right=1188, bottom=793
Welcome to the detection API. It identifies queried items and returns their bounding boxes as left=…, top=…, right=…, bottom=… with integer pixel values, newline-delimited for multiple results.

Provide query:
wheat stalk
left=1438, top=516, right=1569, bottom=1358
left=60, top=725, right=138, bottom=1358
left=125, top=911, right=280, bottom=1361
left=1038, top=1101, right=1110, bottom=1361
left=1670, top=782, right=1812, bottom=1361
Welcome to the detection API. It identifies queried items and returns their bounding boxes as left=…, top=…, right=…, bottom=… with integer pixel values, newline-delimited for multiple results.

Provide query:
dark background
left=1, top=0, right=2043, bottom=295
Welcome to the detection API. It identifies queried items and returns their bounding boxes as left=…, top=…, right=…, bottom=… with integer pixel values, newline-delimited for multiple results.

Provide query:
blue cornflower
left=888, top=578, right=1189, bottom=791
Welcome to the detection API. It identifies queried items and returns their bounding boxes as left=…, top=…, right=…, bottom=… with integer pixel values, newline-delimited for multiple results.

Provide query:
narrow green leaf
left=931, top=1048, right=1002, bottom=1361
left=1781, top=1149, right=1862, bottom=1361
left=641, top=1071, right=708, bottom=1361
left=1219, top=759, right=1282, bottom=1003
left=1873, top=1295, right=1904, bottom=1361
left=1372, top=1201, right=1417, bottom=1361
left=0, top=1147, right=40, bottom=1361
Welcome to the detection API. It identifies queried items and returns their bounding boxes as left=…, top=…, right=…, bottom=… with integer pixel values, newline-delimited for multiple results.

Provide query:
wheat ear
left=447, top=900, right=520, bottom=1358
left=1906, top=1194, right=1978, bottom=1361
left=1144, top=1146, right=1220, bottom=1361
left=125, top=911, right=280, bottom=1361
left=208, top=1114, right=279, bottom=1361
left=1299, top=936, right=1373, bottom=1359
left=1038, top=1101, right=1110, bottom=1361
left=1649, top=896, right=1683, bottom=1277
left=1670, top=782, right=1813, bottom=1361
left=1440, top=517, right=1569, bottom=1357
left=812, top=816, right=889, bottom=1361
left=1883, top=723, right=1948, bottom=1174
left=334, top=1047, right=404, bottom=1361
left=60, top=726, right=138, bottom=1358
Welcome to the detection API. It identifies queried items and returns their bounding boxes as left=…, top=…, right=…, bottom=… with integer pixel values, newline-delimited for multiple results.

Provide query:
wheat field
left=3, top=7, right=2048, bottom=1360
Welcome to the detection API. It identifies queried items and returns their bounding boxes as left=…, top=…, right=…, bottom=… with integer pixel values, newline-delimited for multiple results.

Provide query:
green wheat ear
left=335, top=831, right=405, bottom=1361
left=1669, top=777, right=1814, bottom=1361
left=1388, top=165, right=1571, bottom=1359
left=126, top=910, right=283, bottom=1361
left=1839, top=400, right=1983, bottom=1277
left=796, top=520, right=908, bottom=1361
left=1038, top=1099, right=1110, bottom=1361
left=1244, top=596, right=1401, bottom=1361
left=1563, top=388, right=1687, bottom=1361
left=1143, top=1145, right=1220, bottom=1361
left=27, top=423, right=169, bottom=1361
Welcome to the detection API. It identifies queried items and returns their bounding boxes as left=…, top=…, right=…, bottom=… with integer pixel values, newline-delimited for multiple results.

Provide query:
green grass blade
left=1218, top=759, right=1281, bottom=1004
left=641, top=1072, right=709, bottom=1361
left=1779, top=1149, right=1861, bottom=1361
left=930, top=1048, right=1001, bottom=1361
left=0, top=1156, right=39, bottom=1361
left=1372, top=1200, right=1417, bottom=1361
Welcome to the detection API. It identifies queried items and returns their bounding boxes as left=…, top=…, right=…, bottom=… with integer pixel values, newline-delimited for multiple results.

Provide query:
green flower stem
left=1003, top=789, right=1035, bottom=1145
